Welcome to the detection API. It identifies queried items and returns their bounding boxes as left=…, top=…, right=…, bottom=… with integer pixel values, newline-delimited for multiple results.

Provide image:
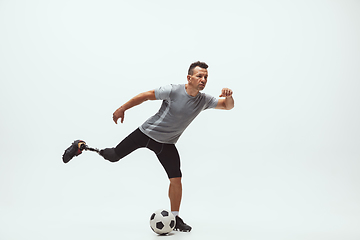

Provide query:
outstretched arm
left=113, top=90, right=156, bottom=124
left=215, top=88, right=234, bottom=110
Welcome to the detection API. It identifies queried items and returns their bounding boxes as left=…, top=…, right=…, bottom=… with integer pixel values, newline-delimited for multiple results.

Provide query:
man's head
left=188, top=61, right=208, bottom=75
left=187, top=61, right=209, bottom=92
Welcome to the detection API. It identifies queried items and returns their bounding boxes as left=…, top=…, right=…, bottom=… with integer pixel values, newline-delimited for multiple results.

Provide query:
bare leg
left=169, top=177, right=182, bottom=211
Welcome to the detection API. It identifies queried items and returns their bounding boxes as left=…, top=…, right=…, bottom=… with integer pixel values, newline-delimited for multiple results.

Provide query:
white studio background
left=1, top=0, right=359, bottom=239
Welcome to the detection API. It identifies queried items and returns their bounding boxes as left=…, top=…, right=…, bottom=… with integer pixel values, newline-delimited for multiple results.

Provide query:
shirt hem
left=139, top=126, right=177, bottom=144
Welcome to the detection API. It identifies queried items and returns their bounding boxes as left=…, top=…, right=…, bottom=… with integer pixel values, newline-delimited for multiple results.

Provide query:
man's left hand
left=219, top=88, right=233, bottom=98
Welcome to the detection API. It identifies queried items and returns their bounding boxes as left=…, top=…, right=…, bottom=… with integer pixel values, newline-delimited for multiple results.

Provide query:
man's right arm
left=113, top=90, right=156, bottom=124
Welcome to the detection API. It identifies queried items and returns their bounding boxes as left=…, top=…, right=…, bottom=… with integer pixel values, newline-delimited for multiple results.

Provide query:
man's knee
left=100, top=148, right=121, bottom=162
left=169, top=177, right=182, bottom=186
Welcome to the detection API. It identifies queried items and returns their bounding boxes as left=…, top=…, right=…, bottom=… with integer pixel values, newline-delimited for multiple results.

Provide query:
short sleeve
left=203, top=94, right=218, bottom=110
left=155, top=84, right=172, bottom=100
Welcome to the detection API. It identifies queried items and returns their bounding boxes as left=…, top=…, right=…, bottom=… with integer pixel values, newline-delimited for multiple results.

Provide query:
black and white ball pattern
left=150, top=209, right=176, bottom=235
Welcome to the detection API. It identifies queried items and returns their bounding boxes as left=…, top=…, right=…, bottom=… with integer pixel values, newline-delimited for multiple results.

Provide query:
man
left=62, top=61, right=234, bottom=232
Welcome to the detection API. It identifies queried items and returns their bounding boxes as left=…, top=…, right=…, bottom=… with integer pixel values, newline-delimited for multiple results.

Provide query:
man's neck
left=185, top=84, right=199, bottom=97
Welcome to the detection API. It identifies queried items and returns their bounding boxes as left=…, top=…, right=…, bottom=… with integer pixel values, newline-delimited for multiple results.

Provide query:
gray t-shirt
left=139, top=84, right=218, bottom=144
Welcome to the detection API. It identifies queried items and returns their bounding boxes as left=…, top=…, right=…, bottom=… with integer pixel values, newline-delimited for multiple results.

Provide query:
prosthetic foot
left=62, top=140, right=87, bottom=163
left=174, top=216, right=192, bottom=232
left=62, top=139, right=100, bottom=163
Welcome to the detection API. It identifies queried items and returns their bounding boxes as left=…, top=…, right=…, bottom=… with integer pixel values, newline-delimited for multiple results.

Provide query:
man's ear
left=187, top=75, right=191, bottom=82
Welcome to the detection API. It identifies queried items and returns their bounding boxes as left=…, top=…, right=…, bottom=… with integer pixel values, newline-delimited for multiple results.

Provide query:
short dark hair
left=188, top=61, right=208, bottom=75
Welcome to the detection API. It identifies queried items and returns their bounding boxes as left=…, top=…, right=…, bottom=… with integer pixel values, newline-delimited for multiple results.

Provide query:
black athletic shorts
left=111, top=128, right=182, bottom=179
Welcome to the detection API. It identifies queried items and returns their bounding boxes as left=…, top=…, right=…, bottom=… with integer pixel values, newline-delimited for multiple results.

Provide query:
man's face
left=187, top=66, right=208, bottom=91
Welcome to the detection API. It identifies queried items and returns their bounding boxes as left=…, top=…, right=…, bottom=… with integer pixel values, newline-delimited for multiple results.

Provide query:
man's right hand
left=112, top=90, right=156, bottom=124
left=113, top=107, right=125, bottom=124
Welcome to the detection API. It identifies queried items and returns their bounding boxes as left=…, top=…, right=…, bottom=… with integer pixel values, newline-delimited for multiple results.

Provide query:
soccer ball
left=150, top=209, right=176, bottom=235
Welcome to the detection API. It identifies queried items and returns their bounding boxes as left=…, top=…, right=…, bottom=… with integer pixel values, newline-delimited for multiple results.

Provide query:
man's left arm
left=215, top=88, right=234, bottom=110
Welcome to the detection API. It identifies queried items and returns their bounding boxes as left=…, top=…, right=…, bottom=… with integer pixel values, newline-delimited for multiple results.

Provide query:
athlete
left=62, top=61, right=234, bottom=232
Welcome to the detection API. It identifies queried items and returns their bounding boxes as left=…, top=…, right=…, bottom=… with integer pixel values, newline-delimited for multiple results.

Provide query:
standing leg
left=152, top=144, right=182, bottom=212
left=153, top=144, right=191, bottom=232
left=169, top=177, right=182, bottom=212
left=169, top=176, right=191, bottom=232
